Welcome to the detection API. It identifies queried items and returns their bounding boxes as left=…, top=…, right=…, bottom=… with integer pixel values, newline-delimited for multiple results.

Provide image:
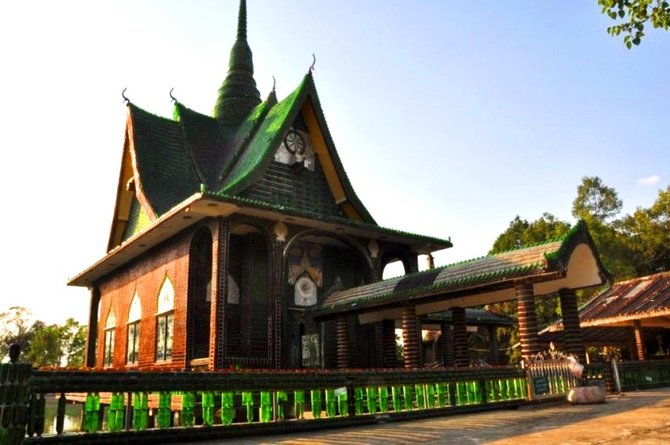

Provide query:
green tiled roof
left=128, top=105, right=200, bottom=216
left=314, top=221, right=607, bottom=316
left=126, top=72, right=379, bottom=229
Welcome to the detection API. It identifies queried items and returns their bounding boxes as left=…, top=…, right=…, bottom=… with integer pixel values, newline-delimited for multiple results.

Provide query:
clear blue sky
left=1, top=1, right=668, bottom=325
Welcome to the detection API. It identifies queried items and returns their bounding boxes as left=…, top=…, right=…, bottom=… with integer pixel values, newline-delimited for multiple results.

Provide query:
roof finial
left=310, top=53, right=316, bottom=73
left=237, top=0, right=247, bottom=40
left=213, top=0, right=261, bottom=125
left=272, top=76, right=276, bottom=92
left=121, top=88, right=129, bottom=104
left=169, top=87, right=177, bottom=103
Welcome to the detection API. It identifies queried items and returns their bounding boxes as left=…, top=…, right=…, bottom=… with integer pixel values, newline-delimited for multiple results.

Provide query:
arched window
left=103, top=309, right=116, bottom=367
left=126, top=293, right=141, bottom=365
left=156, top=276, right=175, bottom=362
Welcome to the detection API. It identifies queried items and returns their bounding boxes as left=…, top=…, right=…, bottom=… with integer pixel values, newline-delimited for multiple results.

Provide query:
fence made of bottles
left=21, top=366, right=527, bottom=443
left=526, top=359, right=578, bottom=400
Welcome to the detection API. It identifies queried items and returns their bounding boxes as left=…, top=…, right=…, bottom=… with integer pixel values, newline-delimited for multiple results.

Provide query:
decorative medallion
left=294, top=275, right=317, bottom=306
left=284, top=130, right=306, bottom=156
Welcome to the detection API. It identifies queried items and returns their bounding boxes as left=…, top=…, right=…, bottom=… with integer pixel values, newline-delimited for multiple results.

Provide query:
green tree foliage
left=572, top=176, right=622, bottom=223
left=598, top=0, right=670, bottom=48
left=490, top=213, right=571, bottom=254
left=618, top=186, right=670, bottom=275
left=0, top=307, right=87, bottom=367
left=571, top=176, right=637, bottom=279
left=0, top=306, right=37, bottom=360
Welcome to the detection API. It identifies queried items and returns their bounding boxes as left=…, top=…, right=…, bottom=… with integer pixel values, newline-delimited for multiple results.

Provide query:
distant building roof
left=580, top=272, right=670, bottom=328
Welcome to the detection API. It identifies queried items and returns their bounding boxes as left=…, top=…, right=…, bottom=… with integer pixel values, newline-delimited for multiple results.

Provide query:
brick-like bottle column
left=382, top=319, right=398, bottom=368
left=402, top=306, right=420, bottom=368
left=516, top=282, right=540, bottom=362
left=452, top=307, right=469, bottom=367
left=441, top=322, right=455, bottom=367
left=336, top=314, right=350, bottom=368
left=488, top=326, right=499, bottom=365
left=85, top=287, right=100, bottom=368
left=633, top=320, right=646, bottom=361
left=559, top=288, right=585, bottom=362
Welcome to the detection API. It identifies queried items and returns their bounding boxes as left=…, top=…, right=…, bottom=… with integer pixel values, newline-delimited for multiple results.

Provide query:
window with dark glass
left=156, top=312, right=173, bottom=361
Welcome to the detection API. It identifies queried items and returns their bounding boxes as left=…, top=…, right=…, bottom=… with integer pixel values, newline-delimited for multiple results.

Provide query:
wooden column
left=336, top=314, right=350, bottom=368
left=633, top=320, right=646, bottom=361
left=559, top=288, right=585, bottom=362
left=452, top=307, right=469, bottom=367
left=488, top=326, right=499, bottom=366
left=382, top=319, right=398, bottom=368
left=516, top=282, right=540, bottom=362
left=441, top=323, right=455, bottom=367
left=85, top=286, right=100, bottom=368
left=402, top=306, right=420, bottom=368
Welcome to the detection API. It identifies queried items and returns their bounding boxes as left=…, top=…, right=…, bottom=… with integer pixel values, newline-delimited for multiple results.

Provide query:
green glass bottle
left=133, top=392, right=148, bottom=430
left=365, top=387, right=377, bottom=414
left=391, top=386, right=402, bottom=412
left=436, top=383, right=447, bottom=407
left=242, top=391, right=254, bottom=423
left=260, top=391, right=272, bottom=423
left=336, top=389, right=348, bottom=416
left=181, top=392, right=195, bottom=427
left=202, top=392, right=215, bottom=426
left=403, top=385, right=413, bottom=411
left=325, top=389, right=337, bottom=418
left=294, top=390, right=305, bottom=419
left=220, top=391, right=235, bottom=425
left=378, top=386, right=389, bottom=413
left=354, top=387, right=364, bottom=415
left=310, top=389, right=322, bottom=419
left=276, top=391, right=288, bottom=421
left=415, top=384, right=426, bottom=409
left=157, top=392, right=171, bottom=428
left=427, top=384, right=436, bottom=408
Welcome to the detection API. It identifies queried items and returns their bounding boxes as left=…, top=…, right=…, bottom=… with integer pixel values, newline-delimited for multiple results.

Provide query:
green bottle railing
left=10, top=366, right=526, bottom=443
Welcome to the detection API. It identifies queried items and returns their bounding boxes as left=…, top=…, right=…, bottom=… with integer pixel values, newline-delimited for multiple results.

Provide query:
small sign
left=533, top=376, right=549, bottom=395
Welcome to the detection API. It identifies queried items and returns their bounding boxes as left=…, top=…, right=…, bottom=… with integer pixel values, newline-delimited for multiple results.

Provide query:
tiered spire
left=214, top=0, right=261, bottom=126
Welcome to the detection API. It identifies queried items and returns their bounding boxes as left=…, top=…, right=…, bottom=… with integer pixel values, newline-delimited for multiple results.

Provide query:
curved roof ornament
left=121, top=87, right=129, bottom=104
left=272, top=76, right=276, bottom=92
left=169, top=87, right=177, bottom=103
left=309, top=53, right=316, bottom=73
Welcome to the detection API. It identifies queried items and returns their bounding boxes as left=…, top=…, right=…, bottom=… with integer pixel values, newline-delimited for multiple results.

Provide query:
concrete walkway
left=187, top=387, right=670, bottom=444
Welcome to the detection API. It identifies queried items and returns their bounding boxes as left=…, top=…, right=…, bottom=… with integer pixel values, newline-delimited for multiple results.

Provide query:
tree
left=618, top=186, right=670, bottom=275
left=572, top=176, right=622, bottom=223
left=490, top=213, right=571, bottom=254
left=598, top=0, right=670, bottom=48
left=0, top=307, right=87, bottom=367
left=27, top=324, right=64, bottom=367
left=0, top=306, right=36, bottom=360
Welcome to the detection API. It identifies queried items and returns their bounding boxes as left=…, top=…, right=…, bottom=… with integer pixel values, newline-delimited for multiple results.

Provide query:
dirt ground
left=196, top=387, right=670, bottom=445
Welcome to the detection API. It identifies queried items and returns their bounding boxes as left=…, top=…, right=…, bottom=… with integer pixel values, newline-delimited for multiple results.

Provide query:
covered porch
left=313, top=221, right=611, bottom=368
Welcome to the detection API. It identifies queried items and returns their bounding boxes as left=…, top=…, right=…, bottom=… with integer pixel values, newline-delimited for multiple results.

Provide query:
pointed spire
left=214, top=0, right=261, bottom=126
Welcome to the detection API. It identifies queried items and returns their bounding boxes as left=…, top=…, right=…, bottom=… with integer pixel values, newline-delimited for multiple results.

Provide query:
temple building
left=69, top=1, right=610, bottom=371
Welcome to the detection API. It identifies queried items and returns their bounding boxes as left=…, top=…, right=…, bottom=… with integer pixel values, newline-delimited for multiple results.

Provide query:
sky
left=0, top=1, right=668, bottom=325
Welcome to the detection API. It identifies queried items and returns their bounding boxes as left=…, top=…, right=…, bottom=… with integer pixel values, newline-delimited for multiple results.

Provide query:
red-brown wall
left=95, top=229, right=194, bottom=370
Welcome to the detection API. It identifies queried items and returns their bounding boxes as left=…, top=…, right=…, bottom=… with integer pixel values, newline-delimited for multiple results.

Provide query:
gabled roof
left=314, top=221, right=610, bottom=320
left=579, top=272, right=670, bottom=327
left=107, top=72, right=384, bottom=251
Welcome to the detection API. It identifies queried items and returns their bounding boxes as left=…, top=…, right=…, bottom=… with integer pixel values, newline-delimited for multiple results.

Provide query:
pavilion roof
left=313, top=221, right=610, bottom=321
